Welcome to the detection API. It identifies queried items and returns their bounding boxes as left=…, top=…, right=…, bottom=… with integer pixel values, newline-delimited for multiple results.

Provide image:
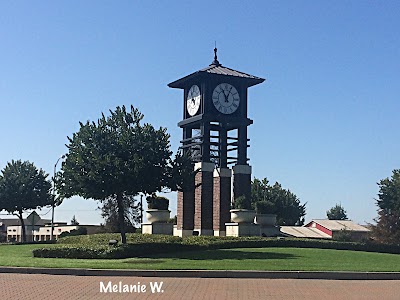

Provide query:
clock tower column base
left=193, top=162, right=214, bottom=236
left=176, top=189, right=195, bottom=235
left=213, top=167, right=232, bottom=235
left=233, top=164, right=252, bottom=203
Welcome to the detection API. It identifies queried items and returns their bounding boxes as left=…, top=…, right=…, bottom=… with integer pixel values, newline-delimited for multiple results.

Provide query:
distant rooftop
left=306, top=219, right=370, bottom=232
left=280, top=226, right=332, bottom=239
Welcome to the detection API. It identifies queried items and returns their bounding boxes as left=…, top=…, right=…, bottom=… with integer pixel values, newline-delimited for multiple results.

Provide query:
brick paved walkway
left=1, top=273, right=400, bottom=300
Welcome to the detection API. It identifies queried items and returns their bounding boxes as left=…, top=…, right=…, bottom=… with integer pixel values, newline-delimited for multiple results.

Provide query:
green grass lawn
left=1, top=244, right=400, bottom=271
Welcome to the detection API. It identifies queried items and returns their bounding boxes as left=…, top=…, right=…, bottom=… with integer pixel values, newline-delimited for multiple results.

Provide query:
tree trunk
left=18, top=210, right=27, bottom=243
left=116, top=193, right=127, bottom=244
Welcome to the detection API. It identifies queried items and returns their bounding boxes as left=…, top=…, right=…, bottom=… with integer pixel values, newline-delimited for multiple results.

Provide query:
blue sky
left=1, top=1, right=399, bottom=225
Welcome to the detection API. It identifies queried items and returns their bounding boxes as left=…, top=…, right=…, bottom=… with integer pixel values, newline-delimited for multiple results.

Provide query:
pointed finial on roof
left=211, top=42, right=221, bottom=66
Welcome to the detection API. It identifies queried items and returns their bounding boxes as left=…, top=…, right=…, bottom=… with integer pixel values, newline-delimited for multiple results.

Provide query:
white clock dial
left=212, top=83, right=240, bottom=114
left=186, top=85, right=201, bottom=116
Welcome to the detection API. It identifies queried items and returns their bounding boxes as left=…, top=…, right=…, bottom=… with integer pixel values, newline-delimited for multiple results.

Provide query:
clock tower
left=168, top=48, right=264, bottom=236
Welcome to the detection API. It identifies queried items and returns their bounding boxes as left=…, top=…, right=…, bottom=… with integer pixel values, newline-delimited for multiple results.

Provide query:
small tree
left=70, top=215, right=80, bottom=225
left=326, top=204, right=348, bottom=220
left=56, top=105, right=172, bottom=244
left=0, top=160, right=52, bottom=242
left=100, top=194, right=139, bottom=233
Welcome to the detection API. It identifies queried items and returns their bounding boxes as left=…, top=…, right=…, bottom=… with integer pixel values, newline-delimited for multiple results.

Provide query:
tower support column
left=176, top=189, right=195, bottom=237
left=213, top=167, right=232, bottom=236
left=233, top=164, right=252, bottom=203
left=194, top=162, right=214, bottom=235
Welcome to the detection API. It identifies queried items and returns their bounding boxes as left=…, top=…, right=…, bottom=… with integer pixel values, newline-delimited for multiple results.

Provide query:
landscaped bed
left=1, top=242, right=400, bottom=272
left=30, top=233, right=400, bottom=259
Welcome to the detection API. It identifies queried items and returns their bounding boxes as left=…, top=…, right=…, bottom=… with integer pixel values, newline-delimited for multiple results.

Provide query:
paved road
left=1, top=273, right=400, bottom=300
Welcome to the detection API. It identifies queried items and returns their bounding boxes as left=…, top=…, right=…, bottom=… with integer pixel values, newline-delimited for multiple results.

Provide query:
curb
left=1, top=267, right=400, bottom=280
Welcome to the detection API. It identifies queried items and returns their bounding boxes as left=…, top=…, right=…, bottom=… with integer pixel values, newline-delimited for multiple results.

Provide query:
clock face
left=212, top=83, right=240, bottom=114
left=186, top=85, right=201, bottom=116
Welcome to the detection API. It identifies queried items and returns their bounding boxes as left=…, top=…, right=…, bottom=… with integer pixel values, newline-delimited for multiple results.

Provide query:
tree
left=326, top=204, right=348, bottom=220
left=56, top=105, right=172, bottom=244
left=251, top=177, right=306, bottom=225
left=372, top=169, right=400, bottom=245
left=168, top=149, right=200, bottom=193
left=376, top=169, right=400, bottom=212
left=100, top=194, right=140, bottom=233
left=70, top=215, right=80, bottom=225
left=0, top=160, right=52, bottom=242
left=372, top=209, right=400, bottom=245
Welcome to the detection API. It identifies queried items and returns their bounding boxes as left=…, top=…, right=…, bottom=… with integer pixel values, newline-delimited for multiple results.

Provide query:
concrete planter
left=146, top=209, right=170, bottom=223
left=254, top=214, right=277, bottom=226
left=230, top=209, right=256, bottom=224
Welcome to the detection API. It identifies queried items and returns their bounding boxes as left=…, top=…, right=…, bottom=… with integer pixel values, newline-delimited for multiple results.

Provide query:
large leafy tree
left=372, top=169, right=400, bottom=245
left=57, top=105, right=172, bottom=243
left=0, top=160, right=52, bottom=242
left=251, top=177, right=306, bottom=225
left=326, top=204, right=348, bottom=220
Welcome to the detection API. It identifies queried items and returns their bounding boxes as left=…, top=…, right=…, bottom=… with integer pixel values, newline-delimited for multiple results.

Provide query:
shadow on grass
left=123, top=259, right=168, bottom=264
left=140, top=249, right=299, bottom=261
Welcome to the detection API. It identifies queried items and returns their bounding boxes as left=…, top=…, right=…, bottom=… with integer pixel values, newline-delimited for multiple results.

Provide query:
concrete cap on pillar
left=213, top=168, right=232, bottom=178
left=194, top=162, right=215, bottom=172
left=233, top=164, right=252, bottom=174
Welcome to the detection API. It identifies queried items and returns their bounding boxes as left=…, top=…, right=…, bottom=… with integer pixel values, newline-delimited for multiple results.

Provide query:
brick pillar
left=213, top=167, right=232, bottom=236
left=194, top=162, right=214, bottom=235
left=233, top=164, right=252, bottom=204
left=176, top=189, right=195, bottom=237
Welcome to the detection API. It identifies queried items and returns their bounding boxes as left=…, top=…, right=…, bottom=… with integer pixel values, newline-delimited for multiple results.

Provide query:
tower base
left=141, top=223, right=173, bottom=235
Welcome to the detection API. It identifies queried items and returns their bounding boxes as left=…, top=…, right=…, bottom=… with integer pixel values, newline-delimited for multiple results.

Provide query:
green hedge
left=32, top=234, right=400, bottom=259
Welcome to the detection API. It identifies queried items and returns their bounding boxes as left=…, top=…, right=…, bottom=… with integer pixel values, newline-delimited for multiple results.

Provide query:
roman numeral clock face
left=212, top=83, right=240, bottom=114
left=186, top=85, right=201, bottom=116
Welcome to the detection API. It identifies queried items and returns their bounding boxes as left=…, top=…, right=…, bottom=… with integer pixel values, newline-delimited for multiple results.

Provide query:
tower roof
left=168, top=49, right=265, bottom=89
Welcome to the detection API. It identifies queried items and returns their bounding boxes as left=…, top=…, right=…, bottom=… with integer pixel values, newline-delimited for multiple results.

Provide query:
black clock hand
left=224, top=91, right=231, bottom=103
left=224, top=87, right=232, bottom=102
left=222, top=92, right=228, bottom=103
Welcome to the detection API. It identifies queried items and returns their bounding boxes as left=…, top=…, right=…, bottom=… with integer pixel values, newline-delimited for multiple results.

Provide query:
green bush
left=233, top=195, right=252, bottom=209
left=32, top=234, right=400, bottom=259
left=146, top=196, right=169, bottom=210
left=254, top=201, right=277, bottom=214
left=59, top=227, right=88, bottom=239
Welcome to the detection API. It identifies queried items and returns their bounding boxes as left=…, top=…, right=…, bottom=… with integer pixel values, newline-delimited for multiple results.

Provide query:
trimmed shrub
left=32, top=234, right=400, bottom=259
left=233, top=195, right=252, bottom=210
left=146, top=196, right=169, bottom=210
left=254, top=201, right=277, bottom=214
left=59, top=227, right=88, bottom=239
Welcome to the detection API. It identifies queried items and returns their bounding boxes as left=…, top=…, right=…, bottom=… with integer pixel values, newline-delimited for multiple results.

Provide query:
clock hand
left=224, top=86, right=233, bottom=102
left=222, top=92, right=228, bottom=103
left=224, top=91, right=230, bottom=103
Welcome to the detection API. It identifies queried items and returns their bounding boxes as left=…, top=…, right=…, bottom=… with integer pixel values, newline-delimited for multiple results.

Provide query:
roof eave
left=168, top=71, right=204, bottom=89
left=168, top=71, right=265, bottom=89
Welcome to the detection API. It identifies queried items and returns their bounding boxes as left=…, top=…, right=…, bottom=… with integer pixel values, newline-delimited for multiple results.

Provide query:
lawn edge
left=1, top=267, right=400, bottom=280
